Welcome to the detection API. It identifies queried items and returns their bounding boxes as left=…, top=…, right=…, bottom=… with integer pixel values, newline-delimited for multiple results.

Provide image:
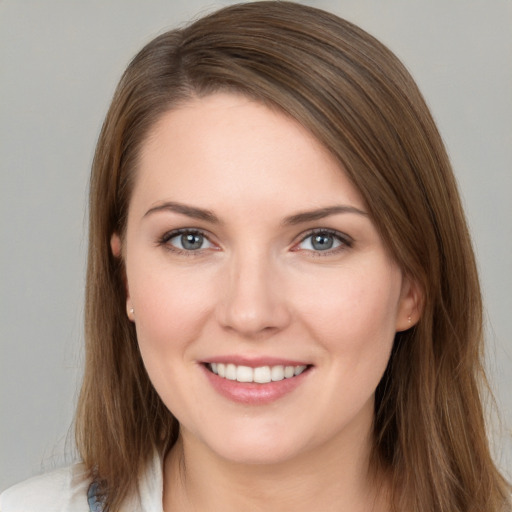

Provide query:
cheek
left=290, top=263, right=401, bottom=426
left=127, top=263, right=216, bottom=356
left=292, top=262, right=401, bottom=356
left=127, top=265, right=218, bottom=416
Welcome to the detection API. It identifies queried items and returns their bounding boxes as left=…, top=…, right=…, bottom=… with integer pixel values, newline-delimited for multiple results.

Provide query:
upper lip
left=201, top=355, right=312, bottom=367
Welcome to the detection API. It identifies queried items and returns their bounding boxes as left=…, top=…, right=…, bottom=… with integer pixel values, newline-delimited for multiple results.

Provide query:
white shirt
left=0, top=451, right=163, bottom=512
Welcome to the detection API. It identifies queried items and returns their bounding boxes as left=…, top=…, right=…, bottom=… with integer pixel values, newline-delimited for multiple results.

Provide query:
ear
left=110, top=233, right=135, bottom=322
left=110, top=232, right=123, bottom=258
left=395, top=274, right=423, bottom=332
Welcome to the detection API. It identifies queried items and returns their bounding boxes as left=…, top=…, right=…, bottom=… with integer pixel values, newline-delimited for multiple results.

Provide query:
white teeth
left=236, top=365, right=253, bottom=382
left=209, top=363, right=307, bottom=383
left=284, top=366, right=295, bottom=378
left=271, top=365, right=284, bottom=381
left=294, top=365, right=307, bottom=376
left=226, top=363, right=237, bottom=380
left=254, top=366, right=271, bottom=383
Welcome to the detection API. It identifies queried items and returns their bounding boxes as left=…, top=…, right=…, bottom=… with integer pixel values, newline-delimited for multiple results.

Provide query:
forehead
left=132, top=92, right=365, bottom=216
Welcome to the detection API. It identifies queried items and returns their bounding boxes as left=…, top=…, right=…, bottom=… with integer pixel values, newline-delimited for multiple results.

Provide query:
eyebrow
left=144, top=201, right=220, bottom=223
left=144, top=201, right=367, bottom=225
left=283, top=205, right=368, bottom=225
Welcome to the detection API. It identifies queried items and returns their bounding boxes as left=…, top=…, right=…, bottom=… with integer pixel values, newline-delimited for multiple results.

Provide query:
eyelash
left=157, top=228, right=216, bottom=256
left=157, top=227, right=353, bottom=256
left=293, top=228, right=353, bottom=256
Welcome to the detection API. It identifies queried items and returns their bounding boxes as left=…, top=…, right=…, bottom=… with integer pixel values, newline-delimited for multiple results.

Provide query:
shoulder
left=0, top=463, right=91, bottom=512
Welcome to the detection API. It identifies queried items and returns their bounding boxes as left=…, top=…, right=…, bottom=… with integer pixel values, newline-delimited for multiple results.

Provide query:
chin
left=196, top=424, right=316, bottom=466
left=216, top=442, right=299, bottom=466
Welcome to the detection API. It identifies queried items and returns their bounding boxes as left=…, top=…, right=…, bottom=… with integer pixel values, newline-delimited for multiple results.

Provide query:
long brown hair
left=76, top=2, right=511, bottom=510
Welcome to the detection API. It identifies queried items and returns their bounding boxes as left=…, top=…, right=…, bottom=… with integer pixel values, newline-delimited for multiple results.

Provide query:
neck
left=163, top=408, right=390, bottom=512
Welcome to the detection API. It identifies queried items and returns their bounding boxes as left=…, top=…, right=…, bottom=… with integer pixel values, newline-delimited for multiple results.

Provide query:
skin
left=112, top=92, right=420, bottom=511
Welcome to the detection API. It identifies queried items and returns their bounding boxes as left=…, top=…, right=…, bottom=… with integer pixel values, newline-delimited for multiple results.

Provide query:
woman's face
left=116, top=92, right=417, bottom=465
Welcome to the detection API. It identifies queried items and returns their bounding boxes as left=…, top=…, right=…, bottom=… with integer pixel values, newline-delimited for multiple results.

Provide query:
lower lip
left=201, top=365, right=311, bottom=405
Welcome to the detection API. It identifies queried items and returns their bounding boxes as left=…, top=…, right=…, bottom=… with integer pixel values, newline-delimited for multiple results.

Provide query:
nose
left=216, top=250, right=292, bottom=338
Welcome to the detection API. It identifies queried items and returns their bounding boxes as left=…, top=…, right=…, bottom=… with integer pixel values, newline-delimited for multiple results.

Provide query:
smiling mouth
left=206, top=363, right=309, bottom=384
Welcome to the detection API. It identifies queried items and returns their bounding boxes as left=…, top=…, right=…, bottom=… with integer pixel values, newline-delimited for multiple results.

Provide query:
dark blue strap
left=87, top=481, right=105, bottom=512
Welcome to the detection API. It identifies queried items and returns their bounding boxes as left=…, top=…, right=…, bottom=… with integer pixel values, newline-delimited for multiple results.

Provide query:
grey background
left=1, top=0, right=511, bottom=491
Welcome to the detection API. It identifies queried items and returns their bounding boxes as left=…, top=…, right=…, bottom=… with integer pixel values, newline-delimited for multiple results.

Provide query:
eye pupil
left=181, top=233, right=203, bottom=250
left=312, top=234, right=334, bottom=250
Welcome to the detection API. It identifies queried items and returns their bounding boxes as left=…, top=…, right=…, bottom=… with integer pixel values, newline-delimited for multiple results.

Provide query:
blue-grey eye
left=169, top=231, right=213, bottom=251
left=298, top=232, right=344, bottom=251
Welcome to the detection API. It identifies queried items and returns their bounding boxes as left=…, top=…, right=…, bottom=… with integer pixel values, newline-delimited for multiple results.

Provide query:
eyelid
left=157, top=227, right=219, bottom=254
left=292, top=228, right=353, bottom=254
left=156, top=227, right=352, bottom=256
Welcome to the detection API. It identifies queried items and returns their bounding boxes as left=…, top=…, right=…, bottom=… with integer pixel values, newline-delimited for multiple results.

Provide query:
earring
left=127, top=305, right=135, bottom=319
left=407, top=315, right=412, bottom=324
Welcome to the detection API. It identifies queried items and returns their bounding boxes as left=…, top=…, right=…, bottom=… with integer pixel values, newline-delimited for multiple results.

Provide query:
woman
left=1, top=1, right=510, bottom=511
